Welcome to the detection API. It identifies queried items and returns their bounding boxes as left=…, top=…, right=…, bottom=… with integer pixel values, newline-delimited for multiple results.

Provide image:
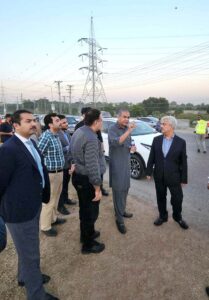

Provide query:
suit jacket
left=0, top=135, right=50, bottom=223
left=57, top=129, right=72, bottom=169
left=146, top=134, right=187, bottom=185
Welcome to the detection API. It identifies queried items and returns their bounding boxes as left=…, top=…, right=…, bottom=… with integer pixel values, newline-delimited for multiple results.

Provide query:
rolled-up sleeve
left=108, top=126, right=121, bottom=147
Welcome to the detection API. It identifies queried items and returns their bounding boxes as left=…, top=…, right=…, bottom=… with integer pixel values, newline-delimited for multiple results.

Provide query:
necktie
left=26, top=140, right=45, bottom=188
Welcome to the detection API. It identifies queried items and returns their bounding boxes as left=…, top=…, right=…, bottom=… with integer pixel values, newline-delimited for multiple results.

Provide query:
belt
left=48, top=169, right=63, bottom=173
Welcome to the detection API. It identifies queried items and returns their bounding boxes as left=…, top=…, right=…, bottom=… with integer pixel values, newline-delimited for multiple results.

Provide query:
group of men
left=0, top=107, right=200, bottom=300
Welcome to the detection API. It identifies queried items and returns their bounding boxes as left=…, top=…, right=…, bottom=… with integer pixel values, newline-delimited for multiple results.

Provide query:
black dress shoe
left=65, top=199, right=77, bottom=205
left=101, top=188, right=109, bottom=196
left=52, top=218, right=66, bottom=226
left=45, top=292, right=60, bottom=300
left=116, top=220, right=127, bottom=234
left=176, top=219, right=189, bottom=230
left=18, top=274, right=51, bottom=287
left=58, top=206, right=70, bottom=215
left=80, top=230, right=100, bottom=243
left=42, top=228, right=57, bottom=237
left=82, top=240, right=105, bottom=254
left=205, top=286, right=209, bottom=296
left=154, top=217, right=168, bottom=226
left=123, top=212, right=133, bottom=218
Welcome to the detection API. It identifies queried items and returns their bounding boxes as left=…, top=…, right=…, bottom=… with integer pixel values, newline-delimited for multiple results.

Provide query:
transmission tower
left=78, top=16, right=107, bottom=106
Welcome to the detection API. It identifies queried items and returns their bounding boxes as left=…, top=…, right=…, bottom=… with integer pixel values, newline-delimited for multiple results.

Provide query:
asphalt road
left=104, top=129, right=209, bottom=235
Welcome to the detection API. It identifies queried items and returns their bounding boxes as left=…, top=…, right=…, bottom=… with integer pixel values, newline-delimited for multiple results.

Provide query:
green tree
left=142, top=97, right=169, bottom=115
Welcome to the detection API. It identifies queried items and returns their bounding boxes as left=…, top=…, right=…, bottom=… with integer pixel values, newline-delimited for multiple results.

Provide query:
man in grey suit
left=57, top=115, right=76, bottom=215
left=0, top=110, right=59, bottom=300
left=108, top=109, right=136, bottom=234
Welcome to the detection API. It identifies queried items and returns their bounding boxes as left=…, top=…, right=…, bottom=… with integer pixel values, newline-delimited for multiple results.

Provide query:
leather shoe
left=45, top=293, right=59, bottom=300
left=123, top=212, right=133, bottom=218
left=205, top=286, right=209, bottom=296
left=176, top=219, right=189, bottom=230
left=18, top=274, right=51, bottom=287
left=154, top=217, right=168, bottom=226
left=116, top=220, right=127, bottom=234
left=101, top=188, right=109, bottom=196
left=82, top=240, right=105, bottom=254
left=80, top=230, right=100, bottom=243
left=58, top=206, right=70, bottom=215
left=42, top=228, right=57, bottom=237
left=52, top=218, right=66, bottom=226
left=65, top=199, right=77, bottom=205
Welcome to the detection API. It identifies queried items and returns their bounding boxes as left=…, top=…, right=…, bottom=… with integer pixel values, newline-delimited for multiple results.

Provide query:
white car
left=102, top=118, right=161, bottom=179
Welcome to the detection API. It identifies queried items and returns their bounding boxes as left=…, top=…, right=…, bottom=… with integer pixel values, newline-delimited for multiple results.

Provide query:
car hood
left=132, top=132, right=161, bottom=145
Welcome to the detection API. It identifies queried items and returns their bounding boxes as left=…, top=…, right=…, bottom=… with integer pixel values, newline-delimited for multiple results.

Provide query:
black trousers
left=155, top=180, right=183, bottom=221
left=72, top=173, right=100, bottom=247
left=58, top=168, right=71, bottom=208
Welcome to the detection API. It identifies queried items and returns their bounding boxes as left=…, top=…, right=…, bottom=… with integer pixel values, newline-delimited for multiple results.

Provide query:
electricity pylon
left=78, top=16, right=107, bottom=106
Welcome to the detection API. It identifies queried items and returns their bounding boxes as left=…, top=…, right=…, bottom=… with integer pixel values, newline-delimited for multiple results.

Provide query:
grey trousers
left=195, top=134, right=207, bottom=152
left=112, top=189, right=129, bottom=224
left=6, top=208, right=46, bottom=300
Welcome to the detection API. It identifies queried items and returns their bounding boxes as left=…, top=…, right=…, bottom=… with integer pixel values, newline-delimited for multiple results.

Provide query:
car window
left=66, top=117, right=77, bottom=124
left=102, top=121, right=115, bottom=133
left=132, top=121, right=156, bottom=136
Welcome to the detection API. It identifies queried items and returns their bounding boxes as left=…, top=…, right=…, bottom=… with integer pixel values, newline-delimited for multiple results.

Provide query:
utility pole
left=66, top=84, right=73, bottom=114
left=78, top=16, right=107, bottom=107
left=1, top=82, right=6, bottom=114
left=16, top=96, right=19, bottom=110
left=54, top=81, right=63, bottom=113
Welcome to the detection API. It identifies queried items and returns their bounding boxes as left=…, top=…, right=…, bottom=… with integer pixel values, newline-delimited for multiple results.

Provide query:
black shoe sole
left=82, top=244, right=105, bottom=254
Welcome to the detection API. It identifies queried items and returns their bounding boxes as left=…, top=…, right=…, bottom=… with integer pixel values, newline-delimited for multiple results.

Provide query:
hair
left=84, top=109, right=101, bottom=126
left=5, top=113, right=12, bottom=119
left=12, top=110, right=32, bottom=125
left=117, top=108, right=130, bottom=116
left=161, top=116, right=177, bottom=129
left=58, top=114, right=66, bottom=120
left=81, top=107, right=92, bottom=115
left=44, top=113, right=58, bottom=129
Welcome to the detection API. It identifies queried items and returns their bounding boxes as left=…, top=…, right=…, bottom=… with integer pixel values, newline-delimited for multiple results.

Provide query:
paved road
left=104, top=129, right=209, bottom=234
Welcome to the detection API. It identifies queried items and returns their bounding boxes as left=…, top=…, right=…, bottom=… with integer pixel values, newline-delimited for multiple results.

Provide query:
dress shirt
left=38, top=130, right=65, bottom=171
left=162, top=135, right=174, bottom=157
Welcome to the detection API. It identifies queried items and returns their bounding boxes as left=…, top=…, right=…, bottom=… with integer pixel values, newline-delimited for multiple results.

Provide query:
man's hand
left=128, top=122, right=137, bottom=133
left=181, top=183, right=187, bottom=187
left=146, top=176, right=151, bottom=181
left=69, top=164, right=75, bottom=175
left=130, top=146, right=137, bottom=153
left=93, top=187, right=102, bottom=202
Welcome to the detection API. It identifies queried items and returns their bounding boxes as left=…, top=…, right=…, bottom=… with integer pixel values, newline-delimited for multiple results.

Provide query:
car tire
left=130, top=154, right=145, bottom=179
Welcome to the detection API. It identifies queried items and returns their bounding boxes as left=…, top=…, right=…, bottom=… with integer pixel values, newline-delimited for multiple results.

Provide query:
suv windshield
left=132, top=121, right=156, bottom=136
left=102, top=120, right=156, bottom=135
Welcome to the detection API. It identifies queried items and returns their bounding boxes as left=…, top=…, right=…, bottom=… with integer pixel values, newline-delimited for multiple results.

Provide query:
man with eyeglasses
left=146, top=116, right=189, bottom=230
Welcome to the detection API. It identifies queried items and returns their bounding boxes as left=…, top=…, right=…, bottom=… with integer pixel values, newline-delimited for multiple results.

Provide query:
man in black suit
left=0, top=110, right=59, bottom=300
left=0, top=216, right=6, bottom=252
left=146, top=116, right=189, bottom=230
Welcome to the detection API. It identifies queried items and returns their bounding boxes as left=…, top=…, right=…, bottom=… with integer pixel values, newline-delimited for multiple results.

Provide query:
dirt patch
left=0, top=184, right=209, bottom=300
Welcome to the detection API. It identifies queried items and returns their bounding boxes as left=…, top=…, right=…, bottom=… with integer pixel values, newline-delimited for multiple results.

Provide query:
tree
left=142, top=97, right=169, bottom=115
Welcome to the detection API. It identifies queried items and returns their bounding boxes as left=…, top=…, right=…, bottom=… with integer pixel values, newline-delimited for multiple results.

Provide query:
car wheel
left=130, top=154, right=145, bottom=179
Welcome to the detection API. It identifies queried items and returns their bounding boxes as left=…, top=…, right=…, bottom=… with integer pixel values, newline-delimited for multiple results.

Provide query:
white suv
left=102, top=118, right=161, bottom=179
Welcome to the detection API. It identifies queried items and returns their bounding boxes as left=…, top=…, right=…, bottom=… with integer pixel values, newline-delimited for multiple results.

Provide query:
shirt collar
left=15, top=132, right=31, bottom=144
left=163, top=134, right=175, bottom=140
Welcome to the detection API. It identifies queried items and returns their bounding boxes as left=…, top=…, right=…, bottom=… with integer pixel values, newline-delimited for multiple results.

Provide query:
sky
left=1, top=0, right=209, bottom=105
